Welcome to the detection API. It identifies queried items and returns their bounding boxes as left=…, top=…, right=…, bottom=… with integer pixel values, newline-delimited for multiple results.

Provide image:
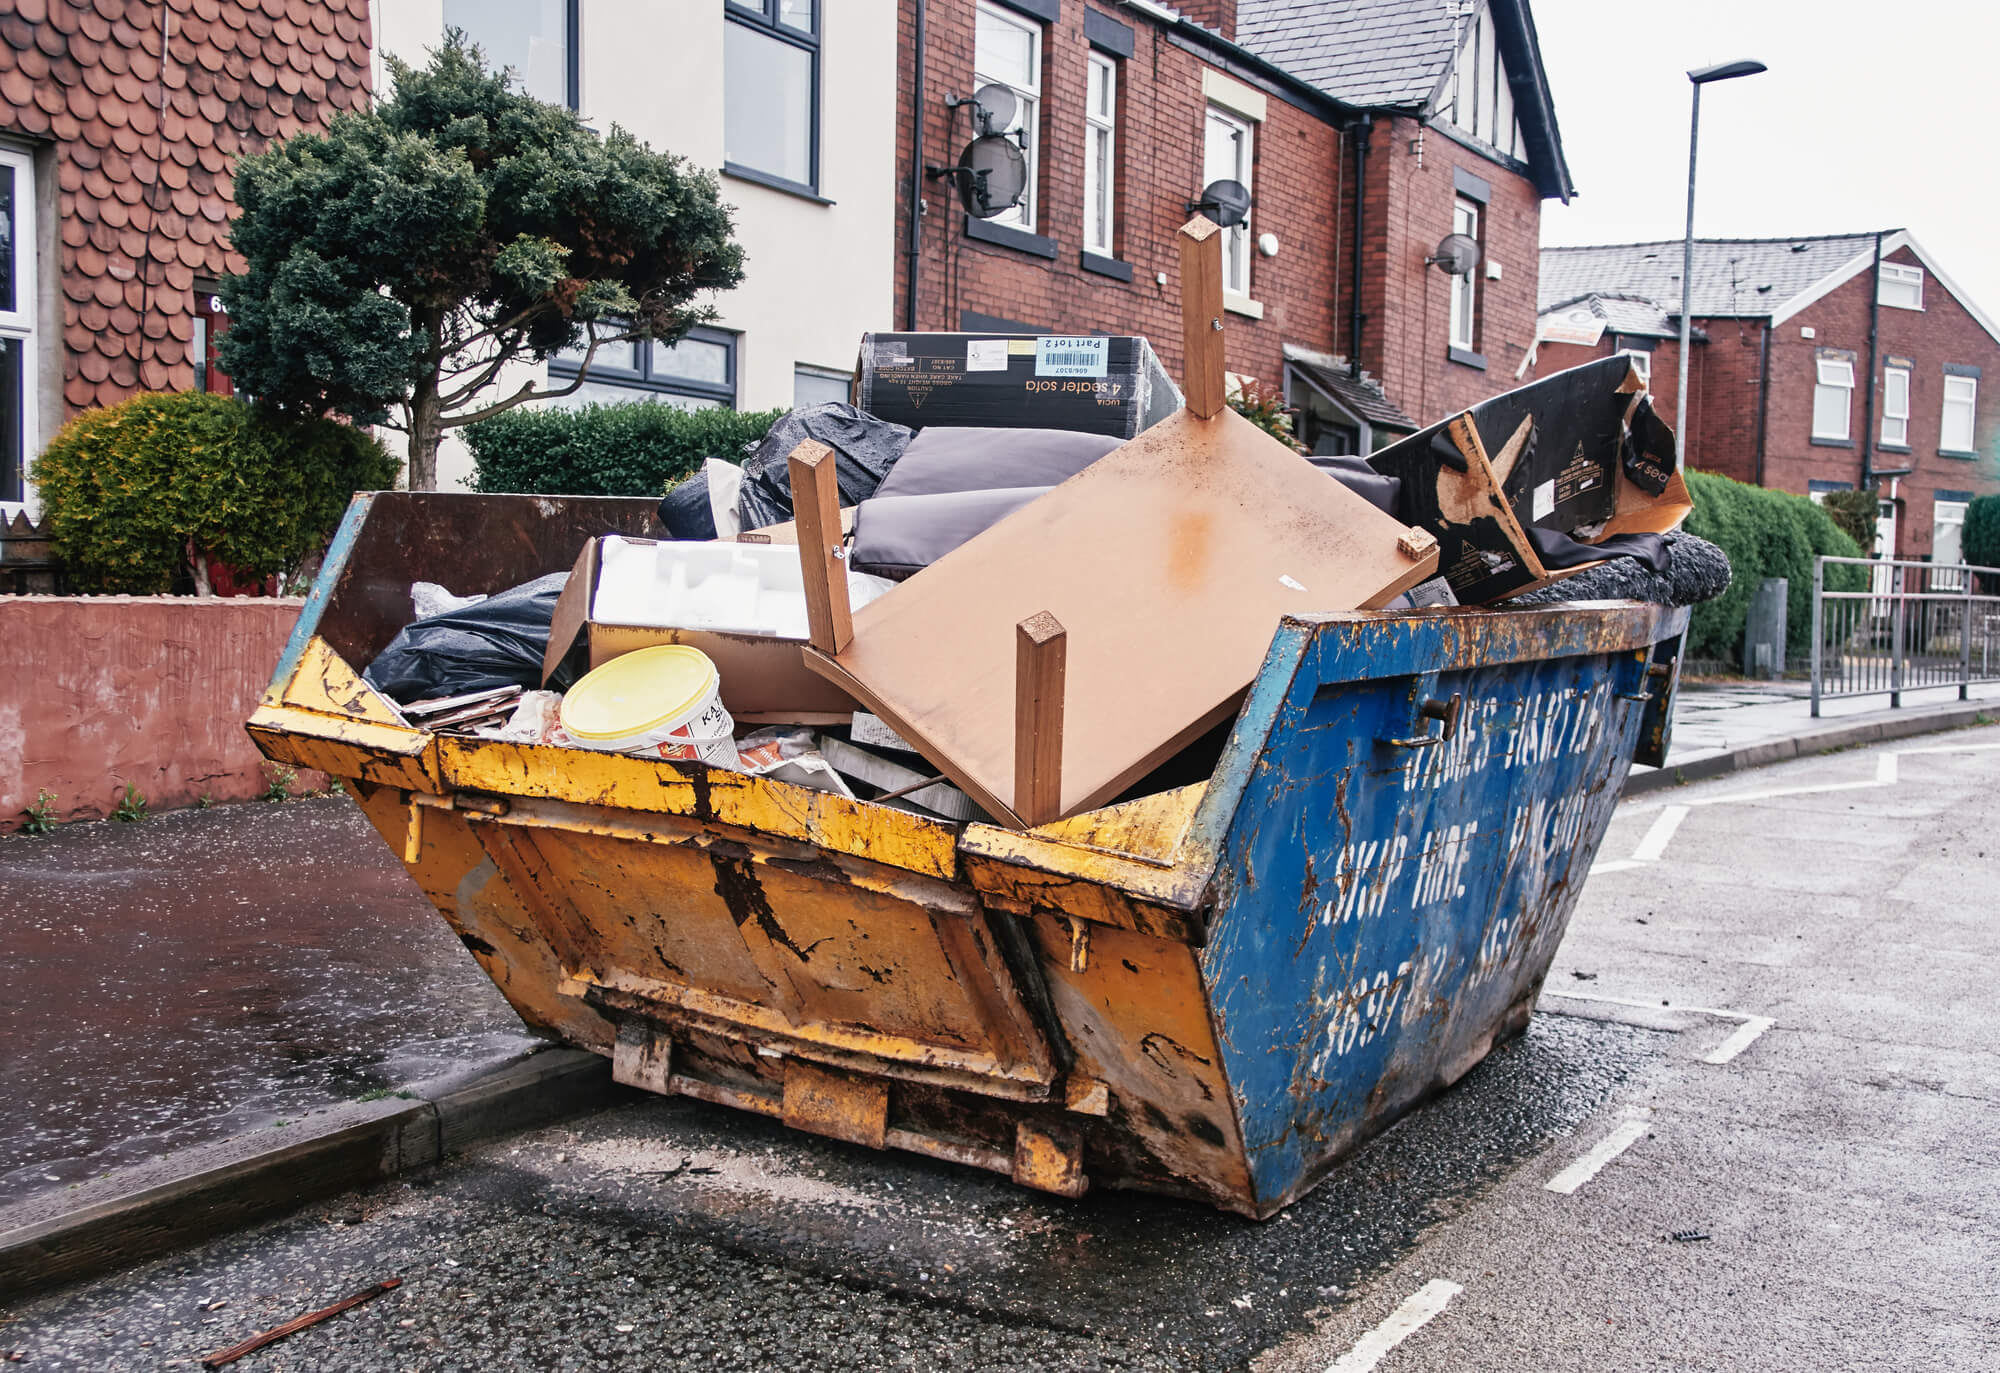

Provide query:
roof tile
left=1539, top=235, right=1888, bottom=318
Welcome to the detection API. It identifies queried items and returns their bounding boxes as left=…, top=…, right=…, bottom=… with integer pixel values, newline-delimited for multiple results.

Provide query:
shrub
left=1682, top=470, right=1867, bottom=664
left=1965, top=493, right=2000, bottom=570
left=31, top=392, right=398, bottom=594
left=464, top=402, right=782, bottom=496
left=1818, top=488, right=1878, bottom=554
left=1226, top=376, right=1304, bottom=452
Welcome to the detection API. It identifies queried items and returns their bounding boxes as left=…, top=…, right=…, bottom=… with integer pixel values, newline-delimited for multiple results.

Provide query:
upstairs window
left=973, top=2, right=1041, bottom=232
left=1878, top=262, right=1924, bottom=310
left=446, top=0, right=578, bottom=109
left=1448, top=198, right=1480, bottom=353
left=1880, top=364, right=1910, bottom=446
left=1083, top=52, right=1117, bottom=257
left=1941, top=372, right=1978, bottom=454
left=1813, top=356, right=1854, bottom=441
left=0, top=145, right=38, bottom=507
left=725, top=0, right=820, bottom=194
left=1203, top=106, right=1254, bottom=296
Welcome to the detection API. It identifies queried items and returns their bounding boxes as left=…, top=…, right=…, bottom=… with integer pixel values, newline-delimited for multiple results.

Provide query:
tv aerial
left=929, top=84, right=1028, bottom=219
left=1187, top=178, right=1252, bottom=229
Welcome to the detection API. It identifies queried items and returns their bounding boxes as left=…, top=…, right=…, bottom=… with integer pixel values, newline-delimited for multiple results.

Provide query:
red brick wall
left=1757, top=246, right=2000, bottom=556
left=1173, top=2, right=1236, bottom=40
left=0, top=0, right=374, bottom=415
left=895, top=5, right=1544, bottom=425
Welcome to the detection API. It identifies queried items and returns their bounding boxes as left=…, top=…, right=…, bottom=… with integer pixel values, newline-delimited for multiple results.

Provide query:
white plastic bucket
left=559, top=645, right=737, bottom=766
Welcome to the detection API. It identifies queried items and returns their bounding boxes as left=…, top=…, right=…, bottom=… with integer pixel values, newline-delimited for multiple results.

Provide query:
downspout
left=1348, top=114, right=1371, bottom=377
left=1859, top=230, right=1882, bottom=490
left=903, top=0, right=926, bottom=331
left=1753, top=320, right=1770, bottom=486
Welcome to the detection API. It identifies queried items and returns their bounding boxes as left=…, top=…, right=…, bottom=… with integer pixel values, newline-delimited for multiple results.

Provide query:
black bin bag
left=736, top=404, right=913, bottom=531
left=363, top=572, right=574, bottom=704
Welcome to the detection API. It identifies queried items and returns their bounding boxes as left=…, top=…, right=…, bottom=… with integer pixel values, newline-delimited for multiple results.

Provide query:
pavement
left=1, top=684, right=1995, bottom=1368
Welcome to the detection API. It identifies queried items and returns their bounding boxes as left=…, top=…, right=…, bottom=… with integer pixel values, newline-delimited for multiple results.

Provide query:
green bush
left=1966, top=493, right=2000, bottom=570
left=1817, top=488, right=1878, bottom=554
left=464, top=402, right=782, bottom=496
left=1682, top=470, right=1868, bottom=664
left=31, top=392, right=398, bottom=594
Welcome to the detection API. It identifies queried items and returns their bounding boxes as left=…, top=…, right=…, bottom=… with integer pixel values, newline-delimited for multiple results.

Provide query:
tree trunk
left=407, top=383, right=443, bottom=491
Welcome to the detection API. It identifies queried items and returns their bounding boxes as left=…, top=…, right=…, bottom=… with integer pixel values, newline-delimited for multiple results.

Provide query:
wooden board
left=803, top=405, right=1439, bottom=827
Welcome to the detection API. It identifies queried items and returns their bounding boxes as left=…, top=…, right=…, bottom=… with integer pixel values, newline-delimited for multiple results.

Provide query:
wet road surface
left=0, top=796, right=532, bottom=1205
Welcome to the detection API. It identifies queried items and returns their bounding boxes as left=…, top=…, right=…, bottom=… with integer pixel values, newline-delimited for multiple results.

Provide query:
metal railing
left=1810, top=556, right=2000, bottom=715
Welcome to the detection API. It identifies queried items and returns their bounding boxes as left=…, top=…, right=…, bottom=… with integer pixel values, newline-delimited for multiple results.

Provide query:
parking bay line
left=1328, top=1279, right=1465, bottom=1373
left=1545, top=991, right=1776, bottom=1065
left=1544, top=1117, right=1652, bottom=1195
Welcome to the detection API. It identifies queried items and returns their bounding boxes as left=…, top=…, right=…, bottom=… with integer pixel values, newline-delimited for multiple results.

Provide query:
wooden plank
left=787, top=439, right=853, bottom=654
left=1178, top=217, right=1227, bottom=420
left=1446, top=412, right=1548, bottom=580
left=1014, top=612, right=1067, bottom=827
left=803, top=405, right=1439, bottom=827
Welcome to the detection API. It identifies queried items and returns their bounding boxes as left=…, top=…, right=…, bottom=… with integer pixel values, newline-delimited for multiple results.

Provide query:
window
left=1941, top=372, right=1977, bottom=453
left=793, top=364, right=850, bottom=409
left=0, top=145, right=37, bottom=507
left=1204, top=106, right=1254, bottom=296
left=1448, top=198, right=1480, bottom=353
left=549, top=326, right=736, bottom=411
left=1880, top=364, right=1910, bottom=447
left=1878, top=262, right=1924, bottom=311
left=1812, top=356, right=1854, bottom=441
left=1083, top=53, right=1117, bottom=257
left=446, top=0, right=577, bottom=108
left=191, top=289, right=234, bottom=397
left=725, top=0, right=820, bottom=194
left=973, top=3, right=1040, bottom=232
left=1617, top=347, right=1652, bottom=386
left=1934, top=496, right=1968, bottom=569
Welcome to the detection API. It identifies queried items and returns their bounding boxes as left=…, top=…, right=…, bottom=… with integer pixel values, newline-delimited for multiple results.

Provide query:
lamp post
left=1677, top=59, right=1766, bottom=464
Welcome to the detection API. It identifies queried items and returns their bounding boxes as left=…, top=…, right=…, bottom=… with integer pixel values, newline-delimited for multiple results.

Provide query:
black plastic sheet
left=736, top=403, right=914, bottom=532
left=362, top=572, right=576, bottom=703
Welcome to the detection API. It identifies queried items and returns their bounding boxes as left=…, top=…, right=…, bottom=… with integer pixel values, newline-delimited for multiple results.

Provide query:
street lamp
left=1677, top=59, right=1766, bottom=464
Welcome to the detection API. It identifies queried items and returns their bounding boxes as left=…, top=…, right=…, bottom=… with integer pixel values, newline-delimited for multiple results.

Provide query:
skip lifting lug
left=1388, top=693, right=1463, bottom=749
left=1617, top=661, right=1673, bottom=703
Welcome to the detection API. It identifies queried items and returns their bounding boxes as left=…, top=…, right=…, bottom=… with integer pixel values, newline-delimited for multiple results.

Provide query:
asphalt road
left=4, top=731, right=1995, bottom=1370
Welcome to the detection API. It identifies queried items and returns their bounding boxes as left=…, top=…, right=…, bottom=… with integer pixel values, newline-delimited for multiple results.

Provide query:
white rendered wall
left=370, top=0, right=896, bottom=491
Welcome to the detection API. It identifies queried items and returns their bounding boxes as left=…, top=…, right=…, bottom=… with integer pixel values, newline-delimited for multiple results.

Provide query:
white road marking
left=1545, top=1117, right=1652, bottom=1195
left=1702, top=1015, right=1776, bottom=1065
left=1630, top=805, right=1689, bottom=862
left=1876, top=751, right=1899, bottom=785
left=1895, top=740, right=2000, bottom=755
left=1328, top=1279, right=1464, bottom=1373
left=1685, top=777, right=1887, bottom=807
left=1588, top=858, right=1646, bottom=875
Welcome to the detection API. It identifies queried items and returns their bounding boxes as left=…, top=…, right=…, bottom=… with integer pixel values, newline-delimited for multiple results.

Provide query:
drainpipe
left=1348, top=114, right=1370, bottom=378
left=903, top=0, right=926, bottom=331
left=1753, top=320, right=1771, bottom=486
left=1859, top=230, right=1882, bottom=490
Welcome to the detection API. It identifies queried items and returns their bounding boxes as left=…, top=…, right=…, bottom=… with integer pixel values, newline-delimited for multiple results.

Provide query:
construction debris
left=200, top=1278, right=402, bottom=1368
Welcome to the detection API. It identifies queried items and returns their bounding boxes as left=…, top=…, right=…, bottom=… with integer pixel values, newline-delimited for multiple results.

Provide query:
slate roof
left=1538, top=234, right=1891, bottom=320
left=1284, top=347, right=1418, bottom=431
left=0, top=0, right=375, bottom=411
left=1234, top=0, right=1458, bottom=109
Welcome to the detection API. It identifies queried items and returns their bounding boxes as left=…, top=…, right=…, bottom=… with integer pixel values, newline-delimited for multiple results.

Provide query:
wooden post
left=1178, top=216, right=1227, bottom=419
left=1013, top=610, right=1067, bottom=826
left=787, top=439, right=852, bottom=654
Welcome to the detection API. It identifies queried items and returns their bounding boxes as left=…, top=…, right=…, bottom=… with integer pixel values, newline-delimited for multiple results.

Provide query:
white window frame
left=1934, top=497, right=1968, bottom=582
left=1448, top=197, right=1479, bottom=353
left=1083, top=52, right=1117, bottom=258
left=973, top=1, right=1041, bottom=234
left=1941, top=373, right=1977, bottom=454
left=1203, top=104, right=1254, bottom=298
left=1880, top=364, right=1910, bottom=447
left=1617, top=348, right=1651, bottom=385
left=1812, top=356, right=1855, bottom=442
left=1878, top=262, right=1924, bottom=311
left=0, top=143, right=38, bottom=514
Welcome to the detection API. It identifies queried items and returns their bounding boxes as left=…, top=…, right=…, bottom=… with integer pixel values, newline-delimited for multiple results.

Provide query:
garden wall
left=1, top=597, right=322, bottom=831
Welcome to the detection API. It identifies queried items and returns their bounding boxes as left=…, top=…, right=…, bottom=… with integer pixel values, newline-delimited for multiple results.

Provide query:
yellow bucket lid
left=560, top=645, right=720, bottom=741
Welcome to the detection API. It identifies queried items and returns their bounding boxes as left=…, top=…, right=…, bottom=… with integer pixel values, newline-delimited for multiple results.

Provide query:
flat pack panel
left=805, top=407, right=1438, bottom=826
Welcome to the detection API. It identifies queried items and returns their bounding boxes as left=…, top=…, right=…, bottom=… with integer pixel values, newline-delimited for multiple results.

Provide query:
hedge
left=1681, top=470, right=1868, bottom=664
left=1966, top=493, right=2000, bottom=570
left=31, top=392, right=398, bottom=594
left=464, top=402, right=783, bottom=496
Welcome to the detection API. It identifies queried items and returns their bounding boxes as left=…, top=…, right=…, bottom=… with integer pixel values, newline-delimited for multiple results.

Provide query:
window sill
left=1448, top=346, right=1487, bottom=371
left=1876, top=442, right=1912, bottom=454
left=1938, top=448, right=1979, bottom=460
left=1080, top=251, right=1132, bottom=282
left=1224, top=291, right=1264, bottom=320
left=723, top=164, right=834, bottom=206
left=1809, top=436, right=1855, bottom=449
left=964, top=215, right=1058, bottom=259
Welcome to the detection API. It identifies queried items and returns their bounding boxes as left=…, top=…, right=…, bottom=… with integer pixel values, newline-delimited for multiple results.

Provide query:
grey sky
left=1532, top=0, right=2000, bottom=319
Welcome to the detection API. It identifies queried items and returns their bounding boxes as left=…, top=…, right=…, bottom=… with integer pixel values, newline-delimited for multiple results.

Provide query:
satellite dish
left=1190, top=178, right=1252, bottom=229
left=1426, top=232, right=1482, bottom=276
left=953, top=133, right=1027, bottom=219
left=969, top=82, right=1018, bottom=137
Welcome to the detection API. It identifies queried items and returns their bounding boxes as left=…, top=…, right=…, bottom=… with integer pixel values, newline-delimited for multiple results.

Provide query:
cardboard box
left=543, top=537, right=861, bottom=717
left=854, top=333, right=1181, bottom=439
left=1365, top=355, right=1692, bottom=604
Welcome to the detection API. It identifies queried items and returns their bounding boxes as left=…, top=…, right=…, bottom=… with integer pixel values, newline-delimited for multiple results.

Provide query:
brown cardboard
left=542, top=537, right=860, bottom=716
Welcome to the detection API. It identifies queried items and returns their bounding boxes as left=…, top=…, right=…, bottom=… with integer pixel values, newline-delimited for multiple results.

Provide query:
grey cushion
left=849, top=487, right=1052, bottom=581
left=873, top=426, right=1122, bottom=499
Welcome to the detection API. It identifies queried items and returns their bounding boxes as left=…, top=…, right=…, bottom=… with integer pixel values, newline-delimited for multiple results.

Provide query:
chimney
left=1172, top=1, right=1237, bottom=42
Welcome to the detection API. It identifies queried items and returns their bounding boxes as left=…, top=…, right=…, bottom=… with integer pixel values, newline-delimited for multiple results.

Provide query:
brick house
left=895, top=0, right=1574, bottom=454
left=0, top=0, right=375, bottom=514
left=1537, top=232, right=2000, bottom=564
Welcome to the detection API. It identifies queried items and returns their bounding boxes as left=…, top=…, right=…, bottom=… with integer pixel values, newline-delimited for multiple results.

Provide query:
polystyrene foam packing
left=591, top=536, right=895, bottom=639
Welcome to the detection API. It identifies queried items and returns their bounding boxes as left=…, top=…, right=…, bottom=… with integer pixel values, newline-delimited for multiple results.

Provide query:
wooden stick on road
left=202, top=1278, right=403, bottom=1368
